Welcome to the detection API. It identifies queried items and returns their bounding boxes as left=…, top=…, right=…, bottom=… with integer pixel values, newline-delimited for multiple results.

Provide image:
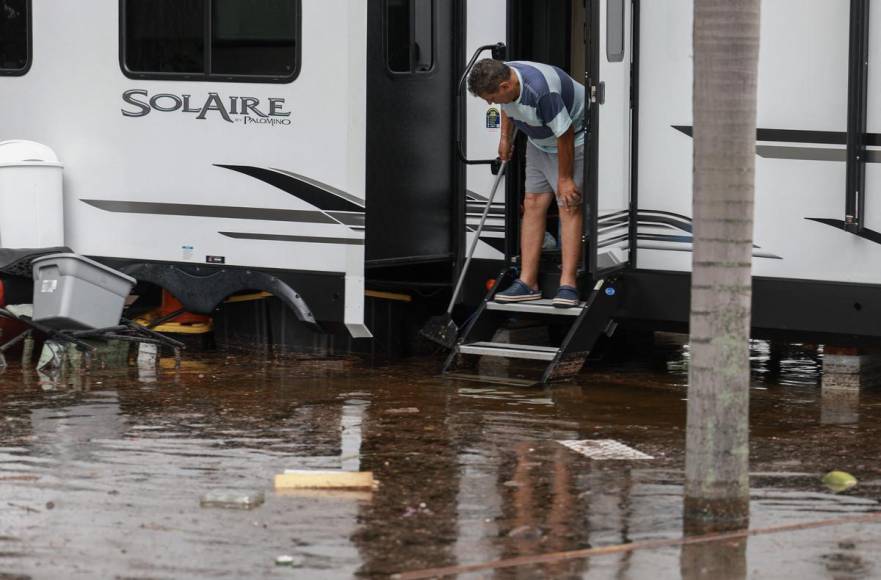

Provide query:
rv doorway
left=365, top=0, right=460, bottom=274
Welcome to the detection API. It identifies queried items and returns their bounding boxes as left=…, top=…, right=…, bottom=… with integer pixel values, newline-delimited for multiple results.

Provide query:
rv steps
left=442, top=274, right=620, bottom=386
left=485, top=299, right=584, bottom=316
left=442, top=372, right=540, bottom=388
left=457, top=341, right=559, bottom=360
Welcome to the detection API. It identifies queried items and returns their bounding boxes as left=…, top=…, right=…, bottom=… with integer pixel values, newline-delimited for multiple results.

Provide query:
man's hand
left=557, top=177, right=582, bottom=210
left=498, top=136, right=514, bottom=161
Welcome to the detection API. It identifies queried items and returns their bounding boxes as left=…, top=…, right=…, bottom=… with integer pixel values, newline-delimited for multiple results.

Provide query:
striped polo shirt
left=501, top=61, right=587, bottom=153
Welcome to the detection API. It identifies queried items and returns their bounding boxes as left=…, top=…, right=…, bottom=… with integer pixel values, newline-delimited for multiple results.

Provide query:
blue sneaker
left=494, top=279, right=542, bottom=303
left=552, top=285, right=579, bottom=308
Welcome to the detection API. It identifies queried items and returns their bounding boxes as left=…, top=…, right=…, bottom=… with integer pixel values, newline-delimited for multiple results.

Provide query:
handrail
left=456, top=43, right=507, bottom=167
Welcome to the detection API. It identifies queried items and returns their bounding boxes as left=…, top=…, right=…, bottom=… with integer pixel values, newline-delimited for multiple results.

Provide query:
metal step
left=458, top=341, right=559, bottom=361
left=486, top=298, right=584, bottom=316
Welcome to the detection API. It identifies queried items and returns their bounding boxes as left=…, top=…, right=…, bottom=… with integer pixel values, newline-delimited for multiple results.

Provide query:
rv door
left=586, top=0, right=633, bottom=279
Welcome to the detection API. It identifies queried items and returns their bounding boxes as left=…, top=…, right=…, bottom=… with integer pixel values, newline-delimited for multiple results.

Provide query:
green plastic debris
left=822, top=470, right=857, bottom=493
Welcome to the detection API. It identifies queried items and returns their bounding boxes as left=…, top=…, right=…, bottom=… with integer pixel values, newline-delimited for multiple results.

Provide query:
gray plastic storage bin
left=31, top=253, right=136, bottom=330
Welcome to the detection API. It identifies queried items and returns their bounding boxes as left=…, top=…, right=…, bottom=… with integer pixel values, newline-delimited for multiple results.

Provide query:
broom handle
left=446, top=155, right=511, bottom=315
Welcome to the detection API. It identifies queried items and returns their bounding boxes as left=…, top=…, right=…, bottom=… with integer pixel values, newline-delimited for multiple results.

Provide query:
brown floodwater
left=0, top=338, right=880, bottom=579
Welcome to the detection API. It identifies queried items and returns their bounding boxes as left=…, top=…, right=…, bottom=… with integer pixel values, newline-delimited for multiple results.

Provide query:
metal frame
left=585, top=0, right=601, bottom=281
left=383, top=0, right=439, bottom=76
left=844, top=0, right=870, bottom=233
left=0, top=308, right=185, bottom=370
left=628, top=0, right=640, bottom=269
left=118, top=0, right=302, bottom=84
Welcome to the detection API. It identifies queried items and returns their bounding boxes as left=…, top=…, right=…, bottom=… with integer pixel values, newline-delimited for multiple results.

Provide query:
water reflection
left=821, top=541, right=872, bottom=578
left=29, top=390, right=126, bottom=462
left=680, top=534, right=748, bottom=580
left=821, top=389, right=860, bottom=425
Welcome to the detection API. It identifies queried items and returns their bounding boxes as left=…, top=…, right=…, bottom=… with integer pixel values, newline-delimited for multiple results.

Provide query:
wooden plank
left=365, top=290, right=412, bottom=302
left=274, top=470, right=374, bottom=490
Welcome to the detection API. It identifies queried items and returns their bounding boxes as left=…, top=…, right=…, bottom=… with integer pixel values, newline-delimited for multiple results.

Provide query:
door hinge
left=591, top=82, right=606, bottom=105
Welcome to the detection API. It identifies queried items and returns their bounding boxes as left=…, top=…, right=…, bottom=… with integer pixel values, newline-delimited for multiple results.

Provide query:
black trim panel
left=621, top=269, right=881, bottom=341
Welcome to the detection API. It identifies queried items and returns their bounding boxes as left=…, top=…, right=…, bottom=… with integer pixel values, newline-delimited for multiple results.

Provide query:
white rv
left=1, top=0, right=879, bottom=349
left=0, top=0, right=464, bottom=342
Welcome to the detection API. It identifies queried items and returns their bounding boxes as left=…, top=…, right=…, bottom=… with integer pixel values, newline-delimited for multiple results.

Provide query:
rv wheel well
left=120, top=263, right=320, bottom=332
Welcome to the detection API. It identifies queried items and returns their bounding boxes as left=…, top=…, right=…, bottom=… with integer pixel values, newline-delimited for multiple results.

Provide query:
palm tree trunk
left=685, top=0, right=761, bottom=523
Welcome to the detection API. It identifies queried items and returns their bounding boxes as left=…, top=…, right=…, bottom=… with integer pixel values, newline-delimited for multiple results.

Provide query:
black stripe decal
left=806, top=218, right=881, bottom=245
left=270, top=168, right=366, bottom=208
left=220, top=232, right=364, bottom=245
left=756, top=146, right=847, bottom=162
left=327, top=212, right=365, bottom=227
left=82, top=200, right=336, bottom=224
left=674, top=125, right=881, bottom=147
left=638, top=215, right=693, bottom=233
left=217, top=165, right=364, bottom=213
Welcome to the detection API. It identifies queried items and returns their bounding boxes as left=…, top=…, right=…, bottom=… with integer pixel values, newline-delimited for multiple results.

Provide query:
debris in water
left=821, top=471, right=857, bottom=493
left=137, top=342, right=158, bottom=368
left=275, top=555, right=304, bottom=567
left=403, top=503, right=433, bottom=517
left=508, top=525, right=543, bottom=540
left=199, top=491, right=265, bottom=510
left=383, top=407, right=420, bottom=415
left=558, top=439, right=654, bottom=461
left=274, top=470, right=374, bottom=490
left=36, top=341, right=64, bottom=373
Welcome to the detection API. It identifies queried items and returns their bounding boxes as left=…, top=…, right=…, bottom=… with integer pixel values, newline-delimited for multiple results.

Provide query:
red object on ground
left=158, top=290, right=211, bottom=325
left=0, top=279, right=29, bottom=357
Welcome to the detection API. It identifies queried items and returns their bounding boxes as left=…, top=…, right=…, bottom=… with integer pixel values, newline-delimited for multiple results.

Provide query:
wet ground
left=0, top=337, right=880, bottom=579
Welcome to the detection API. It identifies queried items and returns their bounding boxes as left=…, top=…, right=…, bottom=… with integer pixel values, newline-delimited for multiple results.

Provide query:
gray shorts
left=525, top=140, right=585, bottom=206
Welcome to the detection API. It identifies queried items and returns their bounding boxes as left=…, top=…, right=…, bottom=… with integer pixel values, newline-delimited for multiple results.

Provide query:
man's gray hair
left=467, top=59, right=511, bottom=97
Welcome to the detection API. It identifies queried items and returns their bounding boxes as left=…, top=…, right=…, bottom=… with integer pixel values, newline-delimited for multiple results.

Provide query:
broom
left=420, top=157, right=511, bottom=349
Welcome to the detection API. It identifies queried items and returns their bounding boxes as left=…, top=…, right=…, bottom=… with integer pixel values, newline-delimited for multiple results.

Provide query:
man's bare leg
left=518, top=193, right=554, bottom=289
left=558, top=204, right=583, bottom=288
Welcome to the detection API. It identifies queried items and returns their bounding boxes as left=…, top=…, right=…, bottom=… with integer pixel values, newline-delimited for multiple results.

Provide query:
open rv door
left=585, top=0, right=634, bottom=280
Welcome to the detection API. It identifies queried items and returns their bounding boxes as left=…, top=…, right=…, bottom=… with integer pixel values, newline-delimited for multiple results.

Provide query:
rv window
left=385, top=0, right=435, bottom=74
left=0, top=0, right=30, bottom=75
left=606, top=0, right=625, bottom=63
left=212, top=0, right=297, bottom=76
left=121, top=0, right=300, bottom=82
left=125, top=0, right=206, bottom=74
left=413, top=0, right=434, bottom=72
left=386, top=0, right=411, bottom=72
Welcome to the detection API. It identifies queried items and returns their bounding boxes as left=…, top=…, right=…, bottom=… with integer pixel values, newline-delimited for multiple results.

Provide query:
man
left=467, top=59, right=586, bottom=307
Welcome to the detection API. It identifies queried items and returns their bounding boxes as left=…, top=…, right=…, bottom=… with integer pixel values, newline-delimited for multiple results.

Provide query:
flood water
left=0, top=338, right=880, bottom=579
